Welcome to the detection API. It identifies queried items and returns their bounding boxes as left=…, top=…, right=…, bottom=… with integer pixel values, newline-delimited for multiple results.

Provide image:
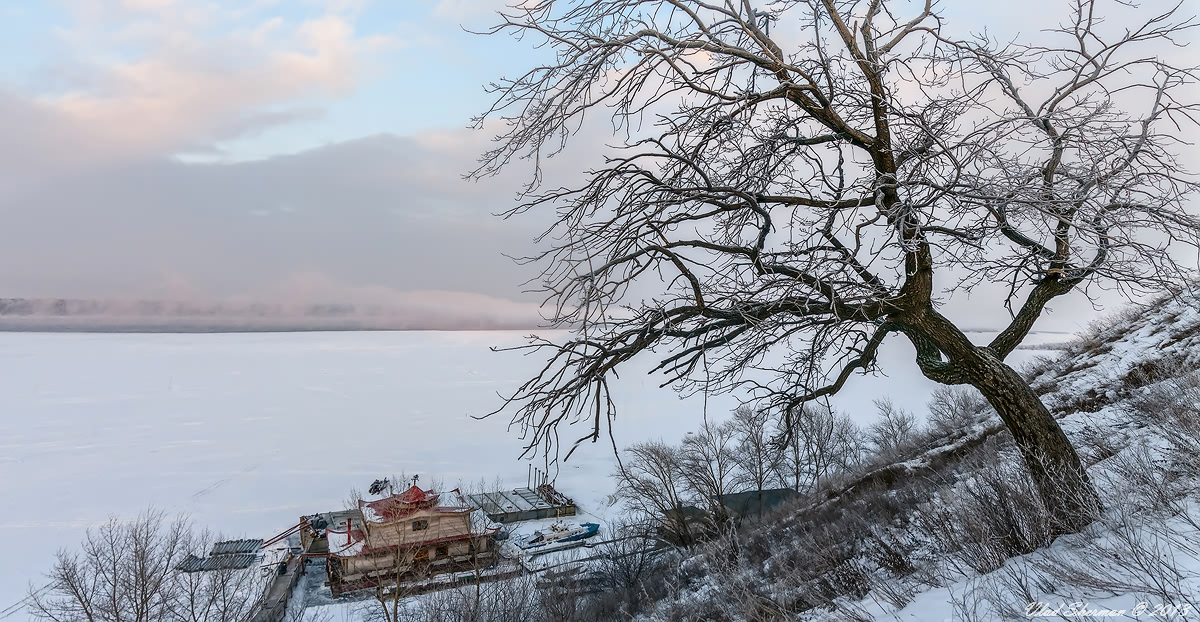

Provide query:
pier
left=465, top=484, right=576, bottom=523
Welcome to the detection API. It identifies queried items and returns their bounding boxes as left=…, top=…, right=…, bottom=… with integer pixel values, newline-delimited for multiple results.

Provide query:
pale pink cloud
left=35, top=1, right=396, bottom=162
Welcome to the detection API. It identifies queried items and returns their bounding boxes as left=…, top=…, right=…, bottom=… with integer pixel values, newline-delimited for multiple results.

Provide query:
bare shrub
left=1017, top=440, right=1200, bottom=616
left=1029, top=501, right=1200, bottom=615
left=534, top=577, right=584, bottom=622
left=926, top=387, right=988, bottom=439
left=1070, top=305, right=1147, bottom=355
left=395, top=574, right=541, bottom=622
left=760, top=516, right=873, bottom=613
left=866, top=399, right=920, bottom=461
left=1102, top=444, right=1185, bottom=517
left=1126, top=367, right=1200, bottom=473
left=861, top=528, right=916, bottom=578
left=865, top=573, right=921, bottom=612
left=915, top=446, right=1056, bottom=575
left=695, top=527, right=791, bottom=621
left=655, top=523, right=814, bottom=622
left=947, top=579, right=992, bottom=622
left=532, top=519, right=674, bottom=622
left=857, top=526, right=928, bottom=611
left=1071, top=417, right=1124, bottom=467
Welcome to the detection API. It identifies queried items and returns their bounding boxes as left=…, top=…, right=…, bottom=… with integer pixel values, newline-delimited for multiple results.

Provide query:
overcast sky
left=0, top=0, right=562, bottom=324
left=0, top=1, right=1193, bottom=331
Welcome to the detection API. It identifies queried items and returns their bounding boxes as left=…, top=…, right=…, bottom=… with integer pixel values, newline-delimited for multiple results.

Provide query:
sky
left=0, top=0, right=558, bottom=324
left=0, top=0, right=1193, bottom=331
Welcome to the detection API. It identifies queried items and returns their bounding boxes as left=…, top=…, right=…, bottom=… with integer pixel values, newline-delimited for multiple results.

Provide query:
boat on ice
left=516, top=522, right=600, bottom=550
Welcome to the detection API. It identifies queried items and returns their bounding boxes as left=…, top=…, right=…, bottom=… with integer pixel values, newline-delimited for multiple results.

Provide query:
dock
left=465, top=484, right=576, bottom=523
left=251, top=554, right=303, bottom=622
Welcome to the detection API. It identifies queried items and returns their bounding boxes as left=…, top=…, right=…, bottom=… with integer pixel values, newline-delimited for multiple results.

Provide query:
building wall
left=363, top=509, right=472, bottom=550
left=339, top=533, right=494, bottom=577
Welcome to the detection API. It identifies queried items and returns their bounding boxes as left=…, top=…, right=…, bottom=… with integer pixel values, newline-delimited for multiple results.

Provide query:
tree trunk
left=965, top=353, right=1102, bottom=535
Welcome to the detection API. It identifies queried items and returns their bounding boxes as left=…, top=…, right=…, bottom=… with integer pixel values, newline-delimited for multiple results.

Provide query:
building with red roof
left=325, top=487, right=501, bottom=596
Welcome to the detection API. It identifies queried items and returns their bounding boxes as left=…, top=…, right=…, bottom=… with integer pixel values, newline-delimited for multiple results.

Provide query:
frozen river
left=0, top=328, right=1064, bottom=613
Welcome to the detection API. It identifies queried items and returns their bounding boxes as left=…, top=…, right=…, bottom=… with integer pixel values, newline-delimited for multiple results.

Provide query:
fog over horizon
left=1, top=129, right=553, bottom=329
left=0, top=2, right=564, bottom=331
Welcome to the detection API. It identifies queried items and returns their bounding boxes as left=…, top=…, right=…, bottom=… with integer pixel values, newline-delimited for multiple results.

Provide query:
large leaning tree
left=471, top=0, right=1199, bottom=534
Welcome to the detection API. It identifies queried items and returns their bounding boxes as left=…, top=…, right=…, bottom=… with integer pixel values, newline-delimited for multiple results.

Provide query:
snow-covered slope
left=1029, top=298, right=1200, bottom=415
left=633, top=292, right=1200, bottom=622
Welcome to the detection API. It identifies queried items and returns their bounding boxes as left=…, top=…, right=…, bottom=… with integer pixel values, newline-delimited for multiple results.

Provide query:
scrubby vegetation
left=25, top=511, right=301, bottom=622
left=536, top=294, right=1200, bottom=621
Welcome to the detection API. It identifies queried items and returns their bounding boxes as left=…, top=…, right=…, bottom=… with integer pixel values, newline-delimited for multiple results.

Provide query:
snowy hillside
left=627, top=292, right=1200, bottom=621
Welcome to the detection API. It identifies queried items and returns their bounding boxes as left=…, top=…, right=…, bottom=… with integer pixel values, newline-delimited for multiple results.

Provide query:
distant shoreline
left=0, top=320, right=546, bottom=334
left=0, top=321, right=1068, bottom=335
left=0, top=297, right=546, bottom=333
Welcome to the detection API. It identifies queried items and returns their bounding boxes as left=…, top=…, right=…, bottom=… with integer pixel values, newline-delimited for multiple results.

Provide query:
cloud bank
left=0, top=1, right=557, bottom=330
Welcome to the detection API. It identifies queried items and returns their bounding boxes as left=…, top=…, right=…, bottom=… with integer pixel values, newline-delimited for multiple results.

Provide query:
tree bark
left=898, top=311, right=1101, bottom=535
left=965, top=353, right=1102, bottom=535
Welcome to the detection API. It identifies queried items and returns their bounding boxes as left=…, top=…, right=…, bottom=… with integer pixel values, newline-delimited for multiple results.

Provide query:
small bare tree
left=775, top=402, right=863, bottom=492
left=926, top=386, right=988, bottom=438
left=363, top=542, right=429, bottom=622
left=27, top=510, right=272, bottom=622
left=475, top=0, right=1200, bottom=534
left=729, top=405, right=783, bottom=516
left=678, top=417, right=739, bottom=522
left=589, top=517, right=669, bottom=616
left=174, top=530, right=274, bottom=622
left=615, top=441, right=697, bottom=546
left=867, top=398, right=921, bottom=460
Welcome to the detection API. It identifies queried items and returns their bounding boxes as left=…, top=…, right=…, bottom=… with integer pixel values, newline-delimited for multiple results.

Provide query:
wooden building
left=322, top=486, right=500, bottom=596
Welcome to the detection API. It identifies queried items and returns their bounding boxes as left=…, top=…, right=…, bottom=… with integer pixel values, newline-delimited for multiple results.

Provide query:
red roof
left=397, top=485, right=435, bottom=504
left=360, top=486, right=440, bottom=522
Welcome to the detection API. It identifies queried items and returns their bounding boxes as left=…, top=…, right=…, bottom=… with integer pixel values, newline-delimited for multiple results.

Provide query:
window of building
left=412, top=519, right=429, bottom=531
left=436, top=545, right=448, bottom=558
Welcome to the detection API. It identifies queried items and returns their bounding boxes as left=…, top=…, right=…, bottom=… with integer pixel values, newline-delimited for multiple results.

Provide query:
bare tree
left=28, top=511, right=189, bottom=622
left=475, top=0, right=1200, bottom=534
left=27, top=511, right=272, bottom=622
left=926, top=386, right=988, bottom=438
left=867, top=397, right=920, bottom=460
left=775, top=402, right=862, bottom=492
left=363, top=543, right=429, bottom=622
left=615, top=441, right=697, bottom=546
left=678, top=417, right=739, bottom=522
left=589, top=517, right=669, bottom=616
left=729, top=405, right=783, bottom=516
left=174, top=530, right=274, bottom=622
